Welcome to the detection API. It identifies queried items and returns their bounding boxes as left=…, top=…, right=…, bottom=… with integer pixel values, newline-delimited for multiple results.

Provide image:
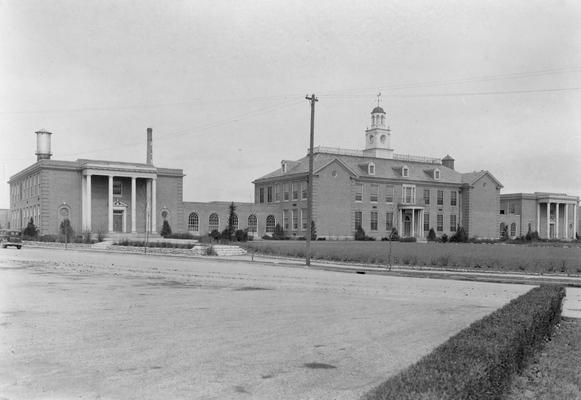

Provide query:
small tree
left=23, top=217, right=38, bottom=238
left=225, top=202, right=237, bottom=241
left=450, top=226, right=468, bottom=243
left=427, top=228, right=436, bottom=241
left=209, top=229, right=221, bottom=241
left=389, top=227, right=399, bottom=241
left=500, top=225, right=509, bottom=241
left=355, top=226, right=366, bottom=241
left=273, top=223, right=285, bottom=240
left=160, top=220, right=172, bottom=237
left=310, top=220, right=317, bottom=241
left=59, top=218, right=74, bottom=242
left=441, top=233, right=448, bottom=243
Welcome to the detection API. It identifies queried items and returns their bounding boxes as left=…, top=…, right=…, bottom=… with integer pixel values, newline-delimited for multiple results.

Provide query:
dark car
left=0, top=230, right=22, bottom=249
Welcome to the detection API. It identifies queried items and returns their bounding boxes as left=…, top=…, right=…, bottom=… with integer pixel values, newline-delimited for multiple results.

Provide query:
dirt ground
left=0, top=248, right=533, bottom=400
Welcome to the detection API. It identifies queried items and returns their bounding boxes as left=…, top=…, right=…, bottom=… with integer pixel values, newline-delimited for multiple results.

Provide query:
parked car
left=0, top=230, right=22, bottom=249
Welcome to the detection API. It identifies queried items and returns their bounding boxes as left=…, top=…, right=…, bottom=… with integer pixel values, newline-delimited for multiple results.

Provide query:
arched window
left=266, top=215, right=276, bottom=233
left=188, top=212, right=199, bottom=232
left=248, top=214, right=257, bottom=233
left=209, top=213, right=219, bottom=232
left=229, top=213, right=238, bottom=231
left=380, top=135, right=386, bottom=144
left=510, top=223, right=516, bottom=237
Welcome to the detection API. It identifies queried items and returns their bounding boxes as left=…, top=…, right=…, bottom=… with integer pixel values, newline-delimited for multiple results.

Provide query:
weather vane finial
left=377, top=92, right=382, bottom=107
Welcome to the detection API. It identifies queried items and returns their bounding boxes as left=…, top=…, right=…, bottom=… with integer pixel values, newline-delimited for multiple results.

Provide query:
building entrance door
left=113, top=210, right=124, bottom=232
left=549, top=224, right=555, bottom=239
left=404, top=215, right=412, bottom=237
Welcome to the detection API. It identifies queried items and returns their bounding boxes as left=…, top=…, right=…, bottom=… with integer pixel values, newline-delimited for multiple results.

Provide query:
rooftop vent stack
left=147, top=127, right=153, bottom=165
left=35, top=130, right=53, bottom=161
left=442, top=155, right=455, bottom=170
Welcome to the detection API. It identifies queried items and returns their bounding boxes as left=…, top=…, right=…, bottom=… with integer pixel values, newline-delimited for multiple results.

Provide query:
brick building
left=499, top=193, right=578, bottom=239
left=251, top=105, right=503, bottom=240
left=8, top=129, right=184, bottom=236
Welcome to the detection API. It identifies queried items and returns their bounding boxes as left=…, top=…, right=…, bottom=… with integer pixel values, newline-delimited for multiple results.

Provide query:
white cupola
left=363, top=94, right=393, bottom=159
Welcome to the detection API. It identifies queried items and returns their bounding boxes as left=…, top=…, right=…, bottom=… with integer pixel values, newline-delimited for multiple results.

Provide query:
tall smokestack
left=147, top=127, right=153, bottom=165
left=35, top=130, right=53, bottom=161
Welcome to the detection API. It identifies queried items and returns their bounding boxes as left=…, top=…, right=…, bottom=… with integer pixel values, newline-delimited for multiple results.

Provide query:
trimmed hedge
left=364, top=285, right=565, bottom=400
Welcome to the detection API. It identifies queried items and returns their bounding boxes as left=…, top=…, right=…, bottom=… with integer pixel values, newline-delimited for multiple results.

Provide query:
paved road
left=0, top=248, right=533, bottom=399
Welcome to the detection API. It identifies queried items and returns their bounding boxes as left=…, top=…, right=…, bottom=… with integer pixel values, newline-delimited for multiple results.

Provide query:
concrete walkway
left=563, top=287, right=581, bottom=319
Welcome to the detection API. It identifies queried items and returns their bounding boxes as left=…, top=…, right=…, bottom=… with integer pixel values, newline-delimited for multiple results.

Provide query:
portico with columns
left=536, top=195, right=578, bottom=240
left=81, top=161, right=158, bottom=234
left=398, top=206, right=425, bottom=238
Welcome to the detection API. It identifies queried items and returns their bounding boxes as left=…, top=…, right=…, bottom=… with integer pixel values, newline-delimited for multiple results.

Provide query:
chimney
left=35, top=130, right=53, bottom=161
left=442, top=154, right=455, bottom=170
left=146, top=127, right=153, bottom=165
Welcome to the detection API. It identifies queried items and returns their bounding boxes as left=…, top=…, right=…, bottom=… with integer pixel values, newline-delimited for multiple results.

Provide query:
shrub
left=364, top=285, right=565, bottom=400
left=165, top=232, right=198, bottom=240
left=449, top=226, right=468, bottom=243
left=355, top=226, right=366, bottom=241
left=390, top=228, right=399, bottom=241
left=160, top=220, right=172, bottom=237
left=399, top=237, right=417, bottom=243
left=59, top=218, right=74, bottom=239
left=39, top=234, right=58, bottom=242
left=440, top=234, right=448, bottom=243
left=272, top=223, right=286, bottom=240
left=209, top=229, right=221, bottom=241
left=22, top=217, right=38, bottom=238
left=427, top=228, right=436, bottom=241
left=234, top=229, right=249, bottom=242
left=310, top=220, right=317, bottom=241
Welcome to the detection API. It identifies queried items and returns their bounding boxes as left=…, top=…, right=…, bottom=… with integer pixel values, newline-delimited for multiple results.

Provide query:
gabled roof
left=253, top=151, right=463, bottom=184
left=461, top=170, right=503, bottom=188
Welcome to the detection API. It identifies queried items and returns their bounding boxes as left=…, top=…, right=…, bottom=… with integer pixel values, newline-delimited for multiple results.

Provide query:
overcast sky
left=1, top=0, right=580, bottom=209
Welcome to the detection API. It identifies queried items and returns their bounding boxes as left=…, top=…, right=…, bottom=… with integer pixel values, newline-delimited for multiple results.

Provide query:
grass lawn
left=505, top=318, right=581, bottom=400
left=244, top=241, right=581, bottom=274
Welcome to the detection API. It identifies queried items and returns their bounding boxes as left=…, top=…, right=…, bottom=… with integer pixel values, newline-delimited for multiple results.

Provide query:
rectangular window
left=283, top=183, right=289, bottom=201
left=301, top=208, right=307, bottom=230
left=355, top=183, right=363, bottom=202
left=370, top=184, right=378, bottom=202
left=355, top=211, right=362, bottom=230
left=437, top=214, right=443, bottom=232
left=283, top=209, right=289, bottom=230
left=370, top=211, right=378, bottom=231
left=259, top=187, right=265, bottom=203
left=301, top=182, right=307, bottom=200
left=385, top=185, right=394, bottom=202
left=450, top=215, right=457, bottom=231
left=267, top=186, right=273, bottom=203
left=424, top=189, right=430, bottom=205
left=292, top=183, right=298, bottom=200
left=450, top=191, right=457, bottom=206
left=275, top=184, right=280, bottom=202
left=113, top=180, right=122, bottom=197
left=386, top=212, right=394, bottom=231
left=424, top=212, right=429, bottom=232
left=437, top=190, right=444, bottom=206
left=292, top=209, right=298, bottom=230
left=402, top=185, right=416, bottom=204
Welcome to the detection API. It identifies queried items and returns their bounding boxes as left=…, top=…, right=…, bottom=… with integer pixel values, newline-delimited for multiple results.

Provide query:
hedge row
left=364, top=285, right=565, bottom=400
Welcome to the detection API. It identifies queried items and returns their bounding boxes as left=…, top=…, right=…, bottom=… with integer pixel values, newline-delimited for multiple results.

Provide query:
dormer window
left=402, top=165, right=409, bottom=177
left=368, top=162, right=375, bottom=175
left=281, top=161, right=287, bottom=173
left=434, top=169, right=440, bottom=180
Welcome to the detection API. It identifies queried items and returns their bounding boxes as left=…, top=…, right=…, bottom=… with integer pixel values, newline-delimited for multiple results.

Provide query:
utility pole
left=305, top=93, right=318, bottom=266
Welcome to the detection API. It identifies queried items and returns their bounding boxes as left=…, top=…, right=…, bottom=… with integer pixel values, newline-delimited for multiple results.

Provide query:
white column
left=131, top=177, right=137, bottom=233
left=420, top=211, right=424, bottom=238
left=536, top=202, right=540, bottom=233
left=564, top=203, right=569, bottom=239
left=574, top=203, right=578, bottom=239
left=546, top=202, right=551, bottom=239
left=108, top=175, right=114, bottom=232
left=82, top=175, right=86, bottom=230
left=411, top=209, right=415, bottom=237
left=399, top=210, right=403, bottom=236
left=151, top=178, right=157, bottom=233
left=555, top=203, right=560, bottom=239
left=146, top=179, right=151, bottom=233
left=86, top=174, right=92, bottom=231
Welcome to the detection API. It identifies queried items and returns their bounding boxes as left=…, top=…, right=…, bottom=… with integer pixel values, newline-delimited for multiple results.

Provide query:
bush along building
left=8, top=102, right=580, bottom=241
